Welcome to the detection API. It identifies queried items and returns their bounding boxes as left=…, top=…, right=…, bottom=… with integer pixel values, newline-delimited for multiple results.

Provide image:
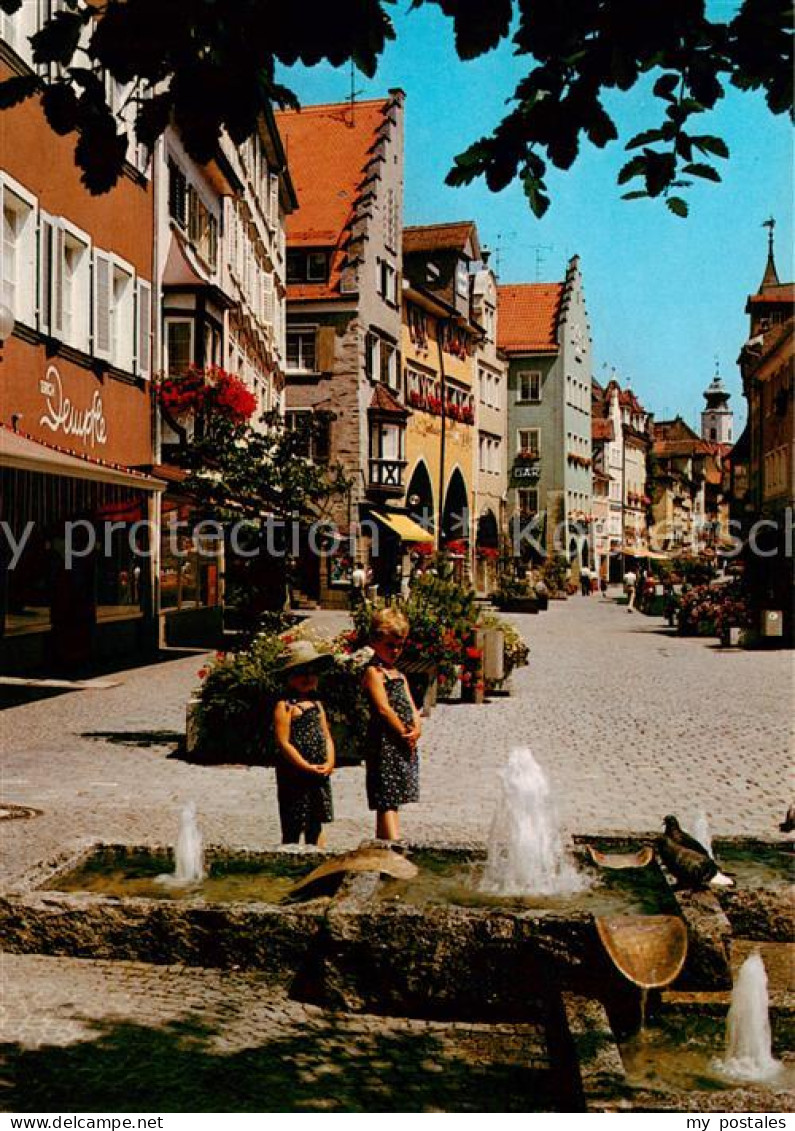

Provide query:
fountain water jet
left=692, top=808, right=713, bottom=858
left=156, top=801, right=205, bottom=886
left=480, top=747, right=587, bottom=897
left=713, top=952, right=782, bottom=1082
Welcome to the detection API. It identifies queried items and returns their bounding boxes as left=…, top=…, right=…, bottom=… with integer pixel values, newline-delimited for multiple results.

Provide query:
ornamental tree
left=0, top=0, right=790, bottom=214
left=160, top=373, right=349, bottom=621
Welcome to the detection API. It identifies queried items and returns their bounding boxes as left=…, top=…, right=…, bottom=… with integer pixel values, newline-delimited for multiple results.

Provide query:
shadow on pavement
left=0, top=1013, right=557, bottom=1113
left=81, top=730, right=185, bottom=749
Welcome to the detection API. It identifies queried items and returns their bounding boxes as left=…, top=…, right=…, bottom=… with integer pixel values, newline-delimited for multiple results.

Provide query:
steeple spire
left=760, top=217, right=780, bottom=291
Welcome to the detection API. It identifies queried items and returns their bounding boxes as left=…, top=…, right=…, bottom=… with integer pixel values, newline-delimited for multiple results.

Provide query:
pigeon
left=779, top=805, right=795, bottom=834
left=657, top=815, right=734, bottom=889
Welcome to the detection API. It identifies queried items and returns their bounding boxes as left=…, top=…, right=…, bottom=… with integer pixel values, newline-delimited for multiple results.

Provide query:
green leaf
left=653, top=73, right=680, bottom=101
left=617, top=155, right=646, bottom=185
left=666, top=196, right=689, bottom=217
left=621, top=190, right=648, bottom=200
left=41, top=83, right=79, bottom=135
left=0, top=0, right=23, bottom=13
left=625, top=128, right=664, bottom=149
left=682, top=162, right=721, bottom=182
left=30, top=9, right=87, bottom=66
left=0, top=73, right=41, bottom=110
left=691, top=135, right=730, bottom=159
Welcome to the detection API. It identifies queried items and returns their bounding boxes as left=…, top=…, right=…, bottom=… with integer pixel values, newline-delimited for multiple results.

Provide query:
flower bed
left=677, top=581, right=752, bottom=640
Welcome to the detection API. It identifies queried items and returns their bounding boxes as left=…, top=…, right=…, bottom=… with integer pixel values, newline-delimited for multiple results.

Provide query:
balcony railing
left=368, top=458, right=407, bottom=491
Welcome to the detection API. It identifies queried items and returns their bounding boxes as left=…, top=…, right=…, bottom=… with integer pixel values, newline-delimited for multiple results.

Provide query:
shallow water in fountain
left=46, top=851, right=319, bottom=904
left=713, top=842, right=794, bottom=891
left=620, top=1013, right=795, bottom=1095
left=376, top=850, right=678, bottom=916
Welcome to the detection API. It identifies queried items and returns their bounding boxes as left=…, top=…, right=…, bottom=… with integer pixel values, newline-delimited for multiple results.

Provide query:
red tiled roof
left=369, top=384, right=408, bottom=416
left=275, top=98, right=394, bottom=301
left=403, top=221, right=477, bottom=256
left=747, top=284, right=795, bottom=305
left=496, top=283, right=563, bottom=354
left=592, top=419, right=614, bottom=442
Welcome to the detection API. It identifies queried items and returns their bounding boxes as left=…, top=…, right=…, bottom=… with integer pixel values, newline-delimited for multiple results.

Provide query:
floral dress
left=365, top=660, right=419, bottom=812
left=276, top=700, right=333, bottom=842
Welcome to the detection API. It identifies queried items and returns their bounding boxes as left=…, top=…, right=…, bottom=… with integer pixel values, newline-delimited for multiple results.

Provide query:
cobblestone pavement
left=0, top=596, right=792, bottom=1111
left=0, top=954, right=552, bottom=1112
left=1, top=595, right=791, bottom=888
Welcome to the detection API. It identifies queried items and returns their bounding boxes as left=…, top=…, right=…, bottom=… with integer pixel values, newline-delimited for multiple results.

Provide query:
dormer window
left=287, top=250, right=330, bottom=284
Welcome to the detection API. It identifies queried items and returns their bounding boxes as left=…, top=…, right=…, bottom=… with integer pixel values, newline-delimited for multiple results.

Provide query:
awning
left=0, top=428, right=164, bottom=491
left=370, top=510, right=434, bottom=543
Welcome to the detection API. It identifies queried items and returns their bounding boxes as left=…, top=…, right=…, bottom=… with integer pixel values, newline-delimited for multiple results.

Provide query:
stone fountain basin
left=0, top=839, right=679, bottom=1020
left=0, top=836, right=788, bottom=1019
left=564, top=991, right=795, bottom=1113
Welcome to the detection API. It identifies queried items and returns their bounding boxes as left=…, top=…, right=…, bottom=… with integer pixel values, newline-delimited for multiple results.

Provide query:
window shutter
left=317, top=325, right=335, bottom=372
left=136, top=279, right=151, bottom=378
left=51, top=223, right=65, bottom=339
left=263, top=273, right=274, bottom=327
left=92, top=249, right=112, bottom=360
left=36, top=212, right=53, bottom=335
left=269, top=174, right=278, bottom=227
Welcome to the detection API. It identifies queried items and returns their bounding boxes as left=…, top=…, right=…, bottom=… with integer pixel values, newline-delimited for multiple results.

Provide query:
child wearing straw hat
left=273, top=641, right=336, bottom=845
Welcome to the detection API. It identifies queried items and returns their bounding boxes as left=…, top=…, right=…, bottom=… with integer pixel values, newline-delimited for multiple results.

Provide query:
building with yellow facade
left=401, top=223, right=482, bottom=570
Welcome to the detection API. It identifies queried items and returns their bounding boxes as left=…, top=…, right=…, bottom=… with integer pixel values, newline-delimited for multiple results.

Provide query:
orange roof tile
left=496, top=283, right=563, bottom=354
left=403, top=222, right=478, bottom=256
left=275, top=97, right=395, bottom=300
left=369, top=384, right=408, bottom=416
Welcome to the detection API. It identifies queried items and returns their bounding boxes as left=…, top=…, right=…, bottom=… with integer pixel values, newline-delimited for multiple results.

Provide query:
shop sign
left=39, top=364, right=108, bottom=448
left=510, top=459, right=541, bottom=487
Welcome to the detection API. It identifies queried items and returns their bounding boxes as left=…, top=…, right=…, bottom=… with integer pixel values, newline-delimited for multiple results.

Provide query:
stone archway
left=405, top=461, right=435, bottom=538
left=441, top=467, right=469, bottom=545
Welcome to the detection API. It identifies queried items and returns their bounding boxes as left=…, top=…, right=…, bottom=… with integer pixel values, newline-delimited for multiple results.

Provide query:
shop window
left=1, top=181, right=37, bottom=329
left=165, top=318, right=194, bottom=375
left=286, top=328, right=317, bottom=372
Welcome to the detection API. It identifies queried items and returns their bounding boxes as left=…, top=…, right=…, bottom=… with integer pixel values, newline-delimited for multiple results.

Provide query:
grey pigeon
left=658, top=815, right=734, bottom=889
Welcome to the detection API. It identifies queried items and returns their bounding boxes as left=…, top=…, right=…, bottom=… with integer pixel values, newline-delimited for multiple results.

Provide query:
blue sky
left=280, top=3, right=793, bottom=432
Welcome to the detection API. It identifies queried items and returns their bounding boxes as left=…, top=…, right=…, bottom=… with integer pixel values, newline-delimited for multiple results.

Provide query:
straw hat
left=277, top=640, right=334, bottom=674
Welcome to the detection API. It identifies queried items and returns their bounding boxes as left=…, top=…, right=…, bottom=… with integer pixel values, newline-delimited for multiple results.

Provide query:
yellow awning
left=370, top=511, right=434, bottom=543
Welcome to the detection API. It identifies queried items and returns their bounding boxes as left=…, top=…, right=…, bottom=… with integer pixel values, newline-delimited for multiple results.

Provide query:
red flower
left=197, top=667, right=209, bottom=679
left=465, top=647, right=483, bottom=661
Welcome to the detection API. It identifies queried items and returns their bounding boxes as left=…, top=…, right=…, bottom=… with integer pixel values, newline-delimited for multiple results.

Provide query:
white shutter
left=51, top=222, right=64, bottom=338
left=37, top=212, right=54, bottom=335
left=269, top=174, right=278, bottom=227
left=92, top=248, right=112, bottom=361
left=136, top=279, right=151, bottom=378
left=264, top=273, right=273, bottom=327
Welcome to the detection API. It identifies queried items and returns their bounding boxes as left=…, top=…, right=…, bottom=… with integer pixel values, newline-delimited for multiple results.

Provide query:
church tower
left=701, top=369, right=733, bottom=444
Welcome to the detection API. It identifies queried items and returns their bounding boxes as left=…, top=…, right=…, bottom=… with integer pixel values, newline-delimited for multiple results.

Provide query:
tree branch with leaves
left=0, top=0, right=790, bottom=211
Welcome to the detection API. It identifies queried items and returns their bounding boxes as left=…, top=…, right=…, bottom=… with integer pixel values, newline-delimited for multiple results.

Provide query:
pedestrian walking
left=350, top=560, right=367, bottom=609
left=624, top=568, right=637, bottom=613
left=273, top=642, right=335, bottom=846
left=580, top=565, right=591, bottom=597
left=362, top=607, right=422, bottom=842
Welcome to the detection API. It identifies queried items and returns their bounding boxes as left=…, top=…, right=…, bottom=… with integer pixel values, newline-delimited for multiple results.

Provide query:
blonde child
left=362, top=608, right=422, bottom=841
left=273, top=641, right=335, bottom=845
